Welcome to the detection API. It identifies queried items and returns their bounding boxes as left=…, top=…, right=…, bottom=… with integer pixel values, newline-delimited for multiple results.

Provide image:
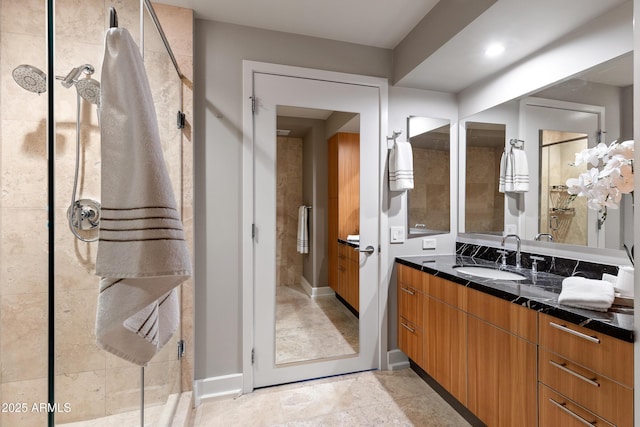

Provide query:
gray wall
left=194, top=19, right=391, bottom=380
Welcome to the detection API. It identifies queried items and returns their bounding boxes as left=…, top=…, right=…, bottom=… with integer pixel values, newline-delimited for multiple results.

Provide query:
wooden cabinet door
left=467, top=315, right=537, bottom=427
left=425, top=296, right=467, bottom=404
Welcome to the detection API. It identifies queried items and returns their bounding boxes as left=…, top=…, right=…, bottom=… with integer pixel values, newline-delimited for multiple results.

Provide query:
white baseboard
left=387, top=349, right=410, bottom=371
left=300, top=276, right=335, bottom=298
left=194, top=373, right=243, bottom=406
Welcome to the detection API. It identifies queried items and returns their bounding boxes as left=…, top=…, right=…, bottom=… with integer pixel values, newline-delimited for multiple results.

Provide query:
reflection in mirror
left=407, top=116, right=451, bottom=236
left=464, top=122, right=505, bottom=235
left=274, top=106, right=359, bottom=365
left=539, top=131, right=588, bottom=245
left=460, top=52, right=633, bottom=252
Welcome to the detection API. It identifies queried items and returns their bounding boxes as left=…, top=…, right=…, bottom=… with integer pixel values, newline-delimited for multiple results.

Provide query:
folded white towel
left=297, top=206, right=309, bottom=254
left=499, top=148, right=529, bottom=193
left=389, top=141, right=414, bottom=192
left=95, top=28, right=191, bottom=366
left=558, top=277, right=615, bottom=312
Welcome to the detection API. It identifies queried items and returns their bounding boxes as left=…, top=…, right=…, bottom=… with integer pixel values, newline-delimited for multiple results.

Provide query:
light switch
left=390, top=226, right=405, bottom=243
left=422, top=238, right=436, bottom=250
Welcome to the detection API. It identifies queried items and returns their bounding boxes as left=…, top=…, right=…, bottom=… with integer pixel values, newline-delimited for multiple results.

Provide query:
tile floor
left=275, top=284, right=359, bottom=364
left=193, top=369, right=471, bottom=426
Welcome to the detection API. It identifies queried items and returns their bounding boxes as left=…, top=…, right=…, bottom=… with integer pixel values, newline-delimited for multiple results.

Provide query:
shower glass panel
left=0, top=0, right=49, bottom=425
left=0, top=1, right=188, bottom=426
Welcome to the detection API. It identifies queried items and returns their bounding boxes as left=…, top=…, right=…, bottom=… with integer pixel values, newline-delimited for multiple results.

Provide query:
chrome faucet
left=501, top=234, right=521, bottom=269
left=535, top=233, right=554, bottom=242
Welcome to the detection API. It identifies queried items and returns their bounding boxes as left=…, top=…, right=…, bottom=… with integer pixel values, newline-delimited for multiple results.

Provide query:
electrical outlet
left=422, top=238, right=436, bottom=250
left=390, top=226, right=405, bottom=243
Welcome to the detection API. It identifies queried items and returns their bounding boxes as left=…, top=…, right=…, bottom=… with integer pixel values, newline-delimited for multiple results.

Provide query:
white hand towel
left=95, top=27, right=191, bottom=366
left=389, top=141, right=414, bottom=192
left=297, top=206, right=309, bottom=254
left=558, top=277, right=615, bottom=312
left=499, top=148, right=529, bottom=193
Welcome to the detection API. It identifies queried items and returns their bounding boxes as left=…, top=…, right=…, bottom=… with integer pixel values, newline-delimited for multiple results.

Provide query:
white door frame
left=241, top=60, right=389, bottom=393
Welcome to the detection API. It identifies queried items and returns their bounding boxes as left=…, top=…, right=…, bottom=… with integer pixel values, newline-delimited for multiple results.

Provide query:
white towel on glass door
left=95, top=27, right=191, bottom=366
left=389, top=141, right=414, bottom=191
left=297, top=206, right=309, bottom=254
left=499, top=148, right=529, bottom=193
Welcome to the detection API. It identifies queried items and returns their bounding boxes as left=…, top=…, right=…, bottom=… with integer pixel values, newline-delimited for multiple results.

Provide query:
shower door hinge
left=177, top=111, right=186, bottom=129
left=177, top=340, right=186, bottom=360
left=252, top=223, right=256, bottom=239
left=250, top=96, right=256, bottom=114
left=251, top=348, right=255, bottom=365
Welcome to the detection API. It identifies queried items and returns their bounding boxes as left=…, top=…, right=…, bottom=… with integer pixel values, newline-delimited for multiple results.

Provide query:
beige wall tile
left=55, top=370, right=106, bottom=423
left=0, top=378, right=48, bottom=427
left=0, top=292, right=48, bottom=382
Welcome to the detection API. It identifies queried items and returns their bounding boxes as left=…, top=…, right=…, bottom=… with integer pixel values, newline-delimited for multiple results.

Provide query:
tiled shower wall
left=0, top=1, right=193, bottom=425
left=276, top=136, right=304, bottom=287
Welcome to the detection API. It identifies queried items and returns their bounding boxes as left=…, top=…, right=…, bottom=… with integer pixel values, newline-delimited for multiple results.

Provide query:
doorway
left=242, top=63, right=385, bottom=390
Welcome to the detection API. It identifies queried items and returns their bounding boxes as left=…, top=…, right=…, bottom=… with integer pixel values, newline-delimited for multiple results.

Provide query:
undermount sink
left=454, top=265, right=527, bottom=281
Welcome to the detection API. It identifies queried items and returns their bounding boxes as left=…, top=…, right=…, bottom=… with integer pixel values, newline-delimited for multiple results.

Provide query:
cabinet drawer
left=398, top=284, right=424, bottom=327
left=397, top=264, right=427, bottom=294
left=428, top=275, right=467, bottom=310
left=398, top=316, right=423, bottom=366
left=539, top=348, right=633, bottom=426
left=539, top=313, right=633, bottom=387
left=539, top=384, right=614, bottom=427
left=467, top=288, right=537, bottom=342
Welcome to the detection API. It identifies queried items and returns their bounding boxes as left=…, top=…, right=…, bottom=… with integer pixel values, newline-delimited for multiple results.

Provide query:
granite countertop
left=396, top=254, right=634, bottom=343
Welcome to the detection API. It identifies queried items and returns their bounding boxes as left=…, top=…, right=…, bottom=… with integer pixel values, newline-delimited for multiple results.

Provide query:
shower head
left=75, top=77, right=100, bottom=105
left=12, top=64, right=47, bottom=94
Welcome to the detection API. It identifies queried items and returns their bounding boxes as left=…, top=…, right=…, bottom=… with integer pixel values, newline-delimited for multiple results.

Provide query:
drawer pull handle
left=400, top=322, right=415, bottom=333
left=549, top=360, right=600, bottom=387
left=549, top=322, right=600, bottom=344
left=548, top=398, right=597, bottom=426
left=401, top=287, right=416, bottom=295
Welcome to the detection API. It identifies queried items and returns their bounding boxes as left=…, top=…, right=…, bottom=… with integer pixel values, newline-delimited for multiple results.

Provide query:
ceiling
left=157, top=0, right=630, bottom=93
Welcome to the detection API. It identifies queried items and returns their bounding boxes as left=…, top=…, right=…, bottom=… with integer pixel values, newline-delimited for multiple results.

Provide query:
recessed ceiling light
left=485, top=43, right=505, bottom=57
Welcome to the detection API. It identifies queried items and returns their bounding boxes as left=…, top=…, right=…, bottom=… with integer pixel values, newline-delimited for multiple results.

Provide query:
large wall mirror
left=407, top=116, right=451, bottom=237
left=460, top=51, right=633, bottom=252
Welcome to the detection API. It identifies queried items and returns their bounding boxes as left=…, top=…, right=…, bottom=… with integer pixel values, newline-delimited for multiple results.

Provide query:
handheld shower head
left=75, top=77, right=101, bottom=105
left=60, top=64, right=95, bottom=88
left=12, top=64, right=47, bottom=94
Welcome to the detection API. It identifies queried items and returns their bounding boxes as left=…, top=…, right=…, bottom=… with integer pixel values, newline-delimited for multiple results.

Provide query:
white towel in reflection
left=297, top=206, right=309, bottom=254
left=499, top=148, right=529, bottom=193
left=389, top=141, right=414, bottom=192
left=558, top=277, right=615, bottom=312
left=95, top=27, right=191, bottom=366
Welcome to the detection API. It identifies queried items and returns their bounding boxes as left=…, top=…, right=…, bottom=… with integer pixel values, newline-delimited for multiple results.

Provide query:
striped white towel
left=297, top=206, right=309, bottom=254
left=389, top=141, right=414, bottom=191
left=499, top=148, right=529, bottom=193
left=95, top=27, right=191, bottom=366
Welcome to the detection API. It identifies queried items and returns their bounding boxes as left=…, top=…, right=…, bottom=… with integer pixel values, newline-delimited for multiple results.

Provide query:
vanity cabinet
left=397, top=266, right=468, bottom=404
left=328, top=132, right=359, bottom=307
left=337, top=242, right=359, bottom=311
left=424, top=276, right=467, bottom=404
left=467, top=288, right=537, bottom=427
left=397, top=264, right=426, bottom=366
left=396, top=261, right=634, bottom=427
left=538, top=312, right=633, bottom=427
